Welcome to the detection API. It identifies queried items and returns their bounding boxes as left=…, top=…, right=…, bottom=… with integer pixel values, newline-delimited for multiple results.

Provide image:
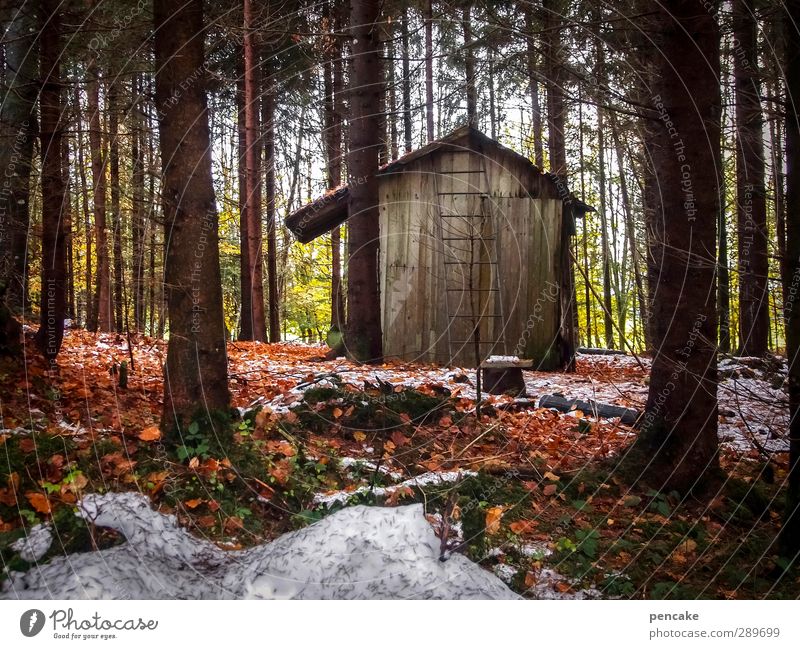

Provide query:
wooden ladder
left=434, top=151, right=505, bottom=367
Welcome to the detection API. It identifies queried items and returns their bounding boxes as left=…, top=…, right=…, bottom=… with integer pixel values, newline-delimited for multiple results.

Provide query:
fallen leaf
left=138, top=425, right=161, bottom=441
left=185, top=498, right=204, bottom=509
left=353, top=431, right=366, bottom=442
left=543, top=484, right=557, bottom=496
left=524, top=571, right=537, bottom=589
left=390, top=430, right=410, bottom=448
left=509, top=520, right=537, bottom=535
left=25, top=492, right=52, bottom=514
left=485, top=506, right=504, bottom=535
left=543, top=471, right=560, bottom=482
left=332, top=407, right=343, bottom=419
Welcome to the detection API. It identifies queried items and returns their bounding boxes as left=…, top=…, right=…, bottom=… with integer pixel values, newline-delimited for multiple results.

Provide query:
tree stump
left=480, top=358, right=533, bottom=397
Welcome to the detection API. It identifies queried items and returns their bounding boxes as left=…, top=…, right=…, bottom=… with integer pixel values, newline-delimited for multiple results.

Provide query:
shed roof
left=285, top=125, right=592, bottom=244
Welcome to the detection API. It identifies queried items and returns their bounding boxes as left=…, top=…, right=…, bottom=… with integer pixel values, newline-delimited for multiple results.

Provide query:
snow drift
left=2, top=492, right=517, bottom=600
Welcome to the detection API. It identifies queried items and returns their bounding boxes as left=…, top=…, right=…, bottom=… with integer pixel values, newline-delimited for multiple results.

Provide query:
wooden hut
left=286, top=126, right=592, bottom=368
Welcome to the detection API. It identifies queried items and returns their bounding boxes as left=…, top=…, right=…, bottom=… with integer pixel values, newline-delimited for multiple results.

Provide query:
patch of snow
left=1, top=492, right=518, bottom=600
left=11, top=524, right=53, bottom=562
left=492, top=563, right=518, bottom=583
left=314, top=470, right=477, bottom=507
left=525, top=568, right=602, bottom=600
left=339, top=457, right=403, bottom=481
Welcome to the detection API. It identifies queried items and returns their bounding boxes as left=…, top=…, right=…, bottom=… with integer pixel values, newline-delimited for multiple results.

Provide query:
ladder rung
left=446, top=288, right=499, bottom=291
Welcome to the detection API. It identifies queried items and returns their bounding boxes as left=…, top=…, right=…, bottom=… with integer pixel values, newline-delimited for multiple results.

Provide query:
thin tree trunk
left=462, top=5, right=477, bottom=127
left=132, top=75, right=146, bottom=332
left=62, top=104, right=75, bottom=321
left=263, top=53, right=280, bottom=342
left=243, top=0, right=267, bottom=341
left=154, top=0, right=230, bottom=433
left=734, top=0, right=769, bottom=356
left=597, top=103, right=615, bottom=349
left=346, top=0, right=383, bottom=363
left=543, top=0, right=575, bottom=371
left=324, top=1, right=345, bottom=331
left=109, top=76, right=123, bottom=332
left=0, top=3, right=37, bottom=315
left=424, top=0, right=435, bottom=142
left=236, top=58, right=252, bottom=340
left=525, top=6, right=544, bottom=168
left=74, top=82, right=93, bottom=327
left=401, top=6, right=413, bottom=153
left=88, top=61, right=111, bottom=332
left=34, top=0, right=67, bottom=360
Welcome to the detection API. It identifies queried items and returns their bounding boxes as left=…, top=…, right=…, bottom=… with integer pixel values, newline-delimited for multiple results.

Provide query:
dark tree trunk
left=524, top=6, right=544, bottom=168
left=62, top=107, right=74, bottom=321
left=346, top=0, right=383, bottom=363
left=462, top=5, right=477, bottom=127
left=262, top=53, right=280, bottom=342
left=0, top=2, right=37, bottom=315
left=88, top=62, right=112, bottom=332
left=236, top=58, right=252, bottom=340
left=597, top=103, right=615, bottom=350
left=74, top=82, right=93, bottom=328
left=632, top=1, right=721, bottom=492
left=34, top=0, right=67, bottom=360
left=132, top=75, right=146, bottom=332
left=154, top=0, right=230, bottom=433
left=323, top=1, right=345, bottom=331
left=543, top=0, right=575, bottom=371
left=781, top=0, right=800, bottom=557
left=400, top=6, right=413, bottom=153
left=109, top=77, right=123, bottom=332
left=243, top=0, right=267, bottom=341
left=424, top=0, right=434, bottom=142
left=733, top=0, right=769, bottom=356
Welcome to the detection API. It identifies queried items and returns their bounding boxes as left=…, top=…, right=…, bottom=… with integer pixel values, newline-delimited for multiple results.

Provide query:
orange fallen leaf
left=353, top=431, right=367, bottom=442
left=509, top=520, right=537, bottom=535
left=543, top=484, right=557, bottom=496
left=485, top=506, right=504, bottom=535
left=332, top=407, right=343, bottom=419
left=138, top=425, right=161, bottom=441
left=25, top=492, right=52, bottom=515
left=185, top=498, right=204, bottom=509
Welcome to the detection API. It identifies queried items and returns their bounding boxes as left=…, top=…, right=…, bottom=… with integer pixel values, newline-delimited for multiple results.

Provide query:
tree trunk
left=262, top=53, right=280, bottom=342
left=154, top=0, right=230, bottom=433
left=597, top=102, right=615, bottom=349
left=132, top=75, right=146, bottom=332
left=462, top=5, right=477, bottom=127
left=34, top=0, right=67, bottom=360
left=346, top=0, right=383, bottom=363
left=781, top=0, right=800, bottom=557
left=542, top=0, right=575, bottom=371
left=401, top=6, right=413, bottom=153
left=0, top=2, right=37, bottom=315
left=109, top=76, right=123, bottom=332
left=632, top=1, right=721, bottom=492
left=243, top=0, right=267, bottom=341
left=733, top=0, right=769, bottom=356
left=524, top=6, right=544, bottom=168
left=324, top=2, right=345, bottom=331
left=74, top=82, right=93, bottom=328
left=424, top=0, right=435, bottom=142
left=236, top=58, right=252, bottom=340
left=88, top=62, right=112, bottom=332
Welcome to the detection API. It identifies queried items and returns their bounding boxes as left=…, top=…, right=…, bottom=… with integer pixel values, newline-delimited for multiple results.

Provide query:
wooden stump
left=480, top=359, right=533, bottom=396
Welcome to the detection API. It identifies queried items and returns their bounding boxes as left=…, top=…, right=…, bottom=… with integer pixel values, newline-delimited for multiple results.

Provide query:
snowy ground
left=2, top=492, right=517, bottom=600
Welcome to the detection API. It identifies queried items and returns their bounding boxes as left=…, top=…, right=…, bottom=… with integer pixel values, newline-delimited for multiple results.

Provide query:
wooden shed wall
left=378, top=147, right=564, bottom=367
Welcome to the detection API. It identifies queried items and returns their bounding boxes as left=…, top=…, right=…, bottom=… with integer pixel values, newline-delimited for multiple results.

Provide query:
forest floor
left=0, top=327, right=798, bottom=598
